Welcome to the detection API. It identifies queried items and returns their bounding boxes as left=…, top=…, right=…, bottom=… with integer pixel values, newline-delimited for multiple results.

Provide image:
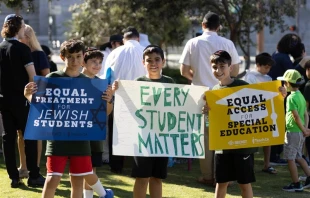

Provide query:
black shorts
left=215, top=153, right=255, bottom=184
left=91, top=152, right=103, bottom=167
left=131, top=156, right=168, bottom=179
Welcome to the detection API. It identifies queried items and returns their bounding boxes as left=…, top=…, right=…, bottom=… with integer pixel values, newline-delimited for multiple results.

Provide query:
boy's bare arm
left=304, top=109, right=309, bottom=129
left=292, top=110, right=307, bottom=133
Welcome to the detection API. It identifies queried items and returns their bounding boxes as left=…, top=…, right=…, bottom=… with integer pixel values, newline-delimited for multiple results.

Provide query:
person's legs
left=215, top=182, right=229, bottom=198
left=83, top=167, right=96, bottom=198
left=108, top=112, right=124, bottom=173
left=37, top=140, right=42, bottom=167
left=198, top=123, right=214, bottom=184
left=288, top=159, right=299, bottom=182
left=149, top=177, right=162, bottom=198
left=296, top=157, right=310, bottom=176
left=238, top=183, right=253, bottom=198
left=17, top=130, right=27, bottom=171
left=133, top=177, right=149, bottom=198
left=41, top=175, right=61, bottom=198
left=2, top=109, right=19, bottom=181
left=263, top=146, right=271, bottom=169
left=70, top=176, right=84, bottom=198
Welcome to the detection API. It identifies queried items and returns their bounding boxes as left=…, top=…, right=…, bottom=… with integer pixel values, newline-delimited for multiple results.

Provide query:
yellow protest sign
left=205, top=81, right=285, bottom=150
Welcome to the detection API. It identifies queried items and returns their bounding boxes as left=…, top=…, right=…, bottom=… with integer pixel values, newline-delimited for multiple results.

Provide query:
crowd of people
left=1, top=10, right=310, bottom=198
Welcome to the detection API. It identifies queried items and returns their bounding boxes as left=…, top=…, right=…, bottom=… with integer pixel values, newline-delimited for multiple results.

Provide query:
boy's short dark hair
left=202, top=11, right=220, bottom=30
left=122, top=26, right=139, bottom=40
left=84, top=47, right=104, bottom=63
left=1, top=14, right=23, bottom=38
left=60, top=39, right=85, bottom=58
left=255, top=52, right=275, bottom=66
left=143, top=45, right=164, bottom=60
left=210, top=50, right=232, bottom=66
left=304, top=60, right=310, bottom=69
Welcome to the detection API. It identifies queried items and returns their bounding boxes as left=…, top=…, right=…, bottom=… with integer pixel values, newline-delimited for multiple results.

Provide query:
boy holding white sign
left=205, top=50, right=257, bottom=198
left=24, top=40, right=114, bottom=198
left=132, top=45, right=175, bottom=198
left=277, top=69, right=310, bottom=192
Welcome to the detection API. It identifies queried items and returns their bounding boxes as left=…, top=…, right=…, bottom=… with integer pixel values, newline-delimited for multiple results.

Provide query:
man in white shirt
left=104, top=26, right=146, bottom=174
left=103, top=26, right=146, bottom=84
left=179, top=11, right=240, bottom=186
left=98, top=34, right=123, bottom=78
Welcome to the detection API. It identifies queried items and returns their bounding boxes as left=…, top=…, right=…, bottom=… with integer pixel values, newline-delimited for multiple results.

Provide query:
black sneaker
left=11, top=179, right=23, bottom=188
left=27, top=174, right=45, bottom=187
left=282, top=182, right=303, bottom=192
left=304, top=176, right=310, bottom=189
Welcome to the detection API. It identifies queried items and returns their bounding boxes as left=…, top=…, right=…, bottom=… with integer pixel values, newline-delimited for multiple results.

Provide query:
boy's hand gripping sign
left=113, top=80, right=207, bottom=158
left=205, top=81, right=285, bottom=150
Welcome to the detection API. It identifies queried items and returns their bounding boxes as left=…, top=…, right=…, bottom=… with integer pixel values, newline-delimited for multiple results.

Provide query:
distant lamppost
left=48, top=0, right=53, bottom=48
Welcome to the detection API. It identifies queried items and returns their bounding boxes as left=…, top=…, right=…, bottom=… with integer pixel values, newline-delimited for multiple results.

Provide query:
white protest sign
left=112, top=80, right=207, bottom=158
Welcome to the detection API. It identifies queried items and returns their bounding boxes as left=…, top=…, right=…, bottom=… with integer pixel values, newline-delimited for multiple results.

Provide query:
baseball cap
left=202, top=11, right=220, bottom=26
left=277, top=69, right=305, bottom=85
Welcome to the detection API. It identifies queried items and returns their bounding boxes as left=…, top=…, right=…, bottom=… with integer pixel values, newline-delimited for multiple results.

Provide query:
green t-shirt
left=286, top=90, right=306, bottom=132
left=212, top=79, right=258, bottom=155
left=45, top=71, right=91, bottom=156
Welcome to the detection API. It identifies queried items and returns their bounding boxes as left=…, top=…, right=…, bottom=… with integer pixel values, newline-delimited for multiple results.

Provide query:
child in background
left=24, top=40, right=114, bottom=198
left=132, top=45, right=175, bottom=198
left=277, top=69, right=310, bottom=192
left=244, top=52, right=277, bottom=174
left=81, top=47, right=118, bottom=198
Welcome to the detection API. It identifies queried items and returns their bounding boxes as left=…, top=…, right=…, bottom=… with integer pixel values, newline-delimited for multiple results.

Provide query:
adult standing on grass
left=104, top=26, right=146, bottom=174
left=16, top=23, right=51, bottom=179
left=0, top=14, right=45, bottom=188
left=179, top=11, right=240, bottom=186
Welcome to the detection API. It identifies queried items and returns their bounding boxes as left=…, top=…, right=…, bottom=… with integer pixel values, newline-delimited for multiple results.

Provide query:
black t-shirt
left=32, top=50, right=50, bottom=75
left=0, top=40, right=33, bottom=105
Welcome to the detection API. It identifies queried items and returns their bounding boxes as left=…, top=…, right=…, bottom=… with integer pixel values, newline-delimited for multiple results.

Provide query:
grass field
left=0, top=150, right=310, bottom=198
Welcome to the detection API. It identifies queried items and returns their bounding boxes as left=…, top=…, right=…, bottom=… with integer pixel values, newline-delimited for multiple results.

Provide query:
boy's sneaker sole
left=282, top=188, right=303, bottom=192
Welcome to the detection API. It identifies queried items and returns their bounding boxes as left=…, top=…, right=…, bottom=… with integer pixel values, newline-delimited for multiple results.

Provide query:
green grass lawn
left=0, top=150, right=310, bottom=198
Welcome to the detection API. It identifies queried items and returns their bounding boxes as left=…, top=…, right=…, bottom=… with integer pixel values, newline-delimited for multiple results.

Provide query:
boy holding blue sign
left=132, top=45, right=175, bottom=198
left=81, top=47, right=118, bottom=198
left=25, top=40, right=114, bottom=198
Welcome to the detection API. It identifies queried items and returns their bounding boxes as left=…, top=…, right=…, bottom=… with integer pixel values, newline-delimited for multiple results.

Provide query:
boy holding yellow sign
left=205, top=50, right=256, bottom=198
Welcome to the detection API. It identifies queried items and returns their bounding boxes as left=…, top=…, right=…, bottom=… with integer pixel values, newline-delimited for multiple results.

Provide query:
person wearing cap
left=103, top=26, right=147, bottom=174
left=0, top=14, right=45, bottom=188
left=277, top=69, right=310, bottom=192
left=244, top=52, right=278, bottom=175
left=268, top=34, right=302, bottom=166
left=179, top=11, right=240, bottom=186
left=98, top=34, right=123, bottom=78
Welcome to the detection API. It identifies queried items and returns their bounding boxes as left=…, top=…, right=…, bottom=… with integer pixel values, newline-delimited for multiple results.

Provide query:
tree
left=67, top=0, right=190, bottom=48
left=188, top=0, right=297, bottom=76
left=0, top=0, right=34, bottom=13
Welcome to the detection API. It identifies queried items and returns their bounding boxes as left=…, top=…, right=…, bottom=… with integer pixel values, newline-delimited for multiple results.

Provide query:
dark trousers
left=108, top=111, right=124, bottom=171
left=1, top=104, right=40, bottom=180
left=270, top=145, right=284, bottom=162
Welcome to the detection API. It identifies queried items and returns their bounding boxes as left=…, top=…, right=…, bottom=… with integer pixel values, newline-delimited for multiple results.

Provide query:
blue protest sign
left=24, top=76, right=108, bottom=140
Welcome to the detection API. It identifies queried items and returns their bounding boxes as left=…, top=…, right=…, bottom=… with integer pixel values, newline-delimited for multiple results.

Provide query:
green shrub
left=162, top=67, right=189, bottom=84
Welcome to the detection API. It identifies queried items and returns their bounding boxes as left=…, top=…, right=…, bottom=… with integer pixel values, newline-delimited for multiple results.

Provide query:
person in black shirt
left=0, top=14, right=45, bottom=188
